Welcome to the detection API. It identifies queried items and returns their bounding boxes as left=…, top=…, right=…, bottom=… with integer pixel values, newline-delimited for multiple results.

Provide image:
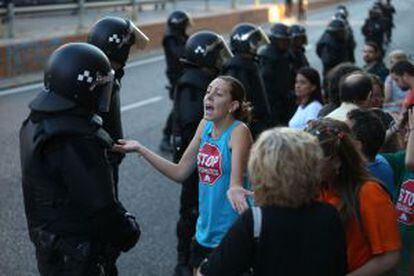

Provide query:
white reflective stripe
left=251, top=206, right=262, bottom=239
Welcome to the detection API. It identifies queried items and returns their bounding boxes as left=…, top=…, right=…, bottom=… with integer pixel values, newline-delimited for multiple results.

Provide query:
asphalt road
left=1, top=0, right=413, bottom=275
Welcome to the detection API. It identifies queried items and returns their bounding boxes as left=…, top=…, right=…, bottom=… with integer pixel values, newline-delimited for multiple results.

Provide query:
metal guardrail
left=0, top=0, right=172, bottom=38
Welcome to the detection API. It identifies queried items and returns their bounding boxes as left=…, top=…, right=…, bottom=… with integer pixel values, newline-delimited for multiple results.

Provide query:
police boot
left=159, top=135, right=173, bottom=153
left=173, top=263, right=192, bottom=276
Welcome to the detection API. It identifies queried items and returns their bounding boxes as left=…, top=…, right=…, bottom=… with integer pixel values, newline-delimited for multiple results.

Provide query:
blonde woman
left=198, top=128, right=346, bottom=276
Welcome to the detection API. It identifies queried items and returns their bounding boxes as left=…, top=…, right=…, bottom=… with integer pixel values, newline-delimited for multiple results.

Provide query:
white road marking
left=121, top=96, right=163, bottom=112
left=0, top=82, right=43, bottom=97
left=0, top=55, right=165, bottom=97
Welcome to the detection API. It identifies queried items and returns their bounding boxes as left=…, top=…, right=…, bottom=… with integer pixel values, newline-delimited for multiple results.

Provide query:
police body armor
left=361, top=18, right=384, bottom=49
left=20, top=109, right=139, bottom=275
left=222, top=55, right=271, bottom=137
left=99, top=74, right=125, bottom=193
left=316, top=32, right=350, bottom=75
left=289, top=46, right=309, bottom=75
left=172, top=67, right=215, bottom=154
left=259, top=45, right=295, bottom=126
left=163, top=29, right=188, bottom=91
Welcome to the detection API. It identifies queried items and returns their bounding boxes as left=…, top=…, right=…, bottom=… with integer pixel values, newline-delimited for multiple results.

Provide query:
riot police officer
left=222, top=23, right=271, bottom=138
left=20, top=43, right=140, bottom=275
left=361, top=7, right=386, bottom=52
left=333, top=7, right=356, bottom=63
left=172, top=31, right=232, bottom=276
left=87, top=16, right=149, bottom=193
left=316, top=18, right=351, bottom=76
left=379, top=0, right=395, bottom=44
left=289, top=24, right=309, bottom=75
left=160, top=11, right=192, bottom=152
left=259, top=23, right=295, bottom=126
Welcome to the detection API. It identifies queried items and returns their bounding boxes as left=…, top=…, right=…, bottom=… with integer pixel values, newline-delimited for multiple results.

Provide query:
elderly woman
left=198, top=128, right=347, bottom=276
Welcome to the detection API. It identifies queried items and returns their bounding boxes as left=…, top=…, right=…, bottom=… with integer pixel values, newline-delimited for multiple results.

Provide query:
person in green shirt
left=382, top=107, right=414, bottom=275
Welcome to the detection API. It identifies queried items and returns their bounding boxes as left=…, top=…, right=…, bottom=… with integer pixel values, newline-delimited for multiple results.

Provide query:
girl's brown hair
left=305, top=118, right=375, bottom=223
left=217, top=75, right=252, bottom=123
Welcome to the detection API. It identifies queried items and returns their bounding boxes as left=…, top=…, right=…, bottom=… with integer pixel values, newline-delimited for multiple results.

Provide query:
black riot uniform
left=223, top=23, right=271, bottom=138
left=87, top=16, right=149, bottom=192
left=259, top=23, right=295, bottom=126
left=316, top=18, right=351, bottom=76
left=160, top=11, right=191, bottom=152
left=361, top=7, right=386, bottom=52
left=172, top=31, right=232, bottom=276
left=334, top=7, right=356, bottom=63
left=288, top=24, right=309, bottom=75
left=377, top=0, right=395, bottom=43
left=19, top=43, right=140, bottom=276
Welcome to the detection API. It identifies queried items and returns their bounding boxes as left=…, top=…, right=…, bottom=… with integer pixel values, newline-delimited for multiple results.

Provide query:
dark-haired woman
left=288, top=67, right=323, bottom=129
left=114, top=76, right=253, bottom=271
left=306, top=118, right=401, bottom=275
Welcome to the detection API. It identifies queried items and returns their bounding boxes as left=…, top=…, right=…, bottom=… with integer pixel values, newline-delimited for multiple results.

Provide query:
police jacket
left=173, top=66, right=215, bottom=143
left=316, top=32, right=350, bottom=75
left=346, top=28, right=356, bottom=63
left=222, top=55, right=271, bottom=125
left=258, top=44, right=295, bottom=125
left=163, top=29, right=188, bottom=85
left=361, top=18, right=384, bottom=47
left=99, top=75, right=124, bottom=165
left=20, top=108, right=138, bottom=252
left=289, top=47, right=309, bottom=75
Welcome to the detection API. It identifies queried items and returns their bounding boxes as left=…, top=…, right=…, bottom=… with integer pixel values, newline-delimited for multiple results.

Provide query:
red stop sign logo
left=197, top=143, right=222, bottom=186
left=396, top=180, right=414, bottom=225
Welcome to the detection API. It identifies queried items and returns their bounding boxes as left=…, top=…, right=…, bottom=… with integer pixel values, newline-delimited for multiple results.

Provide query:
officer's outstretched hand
left=113, top=139, right=141, bottom=153
left=227, top=186, right=253, bottom=214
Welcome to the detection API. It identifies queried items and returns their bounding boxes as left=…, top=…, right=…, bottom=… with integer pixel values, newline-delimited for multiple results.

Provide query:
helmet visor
left=216, top=35, right=233, bottom=69
left=90, top=69, right=115, bottom=113
left=251, top=26, right=270, bottom=49
left=129, top=21, right=150, bottom=50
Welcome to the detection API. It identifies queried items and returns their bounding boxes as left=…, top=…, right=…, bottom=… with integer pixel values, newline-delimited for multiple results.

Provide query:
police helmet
left=230, top=23, right=270, bottom=54
left=30, top=43, right=114, bottom=113
left=88, top=16, right=149, bottom=66
left=269, top=23, right=290, bottom=42
left=369, top=7, right=382, bottom=18
left=333, top=10, right=347, bottom=21
left=336, top=5, right=349, bottom=19
left=289, top=24, right=307, bottom=45
left=326, top=18, right=346, bottom=32
left=167, top=10, right=192, bottom=31
left=289, top=24, right=306, bottom=38
left=182, top=31, right=233, bottom=71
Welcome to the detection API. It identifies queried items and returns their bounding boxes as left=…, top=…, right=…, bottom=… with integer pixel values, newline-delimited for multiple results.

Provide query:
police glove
left=118, top=212, right=140, bottom=252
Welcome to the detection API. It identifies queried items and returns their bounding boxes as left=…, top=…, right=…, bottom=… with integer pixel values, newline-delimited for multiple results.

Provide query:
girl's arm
left=227, top=123, right=253, bottom=213
left=113, top=120, right=207, bottom=183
